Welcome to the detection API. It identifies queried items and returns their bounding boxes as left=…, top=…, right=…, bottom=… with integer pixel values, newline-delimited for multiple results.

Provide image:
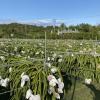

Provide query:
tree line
left=0, top=23, right=100, bottom=40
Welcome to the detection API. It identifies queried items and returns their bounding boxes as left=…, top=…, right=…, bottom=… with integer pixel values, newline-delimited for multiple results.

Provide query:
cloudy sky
left=0, top=0, right=100, bottom=25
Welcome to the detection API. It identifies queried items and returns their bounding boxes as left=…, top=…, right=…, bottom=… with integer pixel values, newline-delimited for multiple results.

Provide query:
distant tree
left=78, top=23, right=92, bottom=32
left=60, top=23, right=66, bottom=30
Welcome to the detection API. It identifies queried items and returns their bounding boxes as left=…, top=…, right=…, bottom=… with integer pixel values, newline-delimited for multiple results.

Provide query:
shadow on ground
left=86, top=84, right=100, bottom=100
left=0, top=86, right=10, bottom=100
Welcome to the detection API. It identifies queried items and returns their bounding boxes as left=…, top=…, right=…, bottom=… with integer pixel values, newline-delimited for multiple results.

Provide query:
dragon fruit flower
left=21, top=72, right=30, bottom=87
left=57, top=78, right=64, bottom=89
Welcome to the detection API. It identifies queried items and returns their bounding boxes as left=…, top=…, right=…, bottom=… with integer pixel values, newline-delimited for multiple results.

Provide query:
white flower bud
left=58, top=58, right=62, bottom=62
left=48, top=87, right=54, bottom=95
left=58, top=78, right=64, bottom=89
left=54, top=92, right=60, bottom=99
left=58, top=88, right=63, bottom=93
left=85, top=79, right=92, bottom=85
left=51, top=68, right=57, bottom=73
left=0, top=56, right=5, bottom=61
left=29, top=94, right=41, bottom=100
left=47, top=57, right=50, bottom=61
left=53, top=53, right=57, bottom=58
left=36, top=51, right=39, bottom=55
left=9, top=67, right=12, bottom=73
left=21, top=51, right=25, bottom=54
left=49, top=79, right=57, bottom=87
left=46, top=63, right=51, bottom=68
left=26, top=89, right=32, bottom=99
left=0, top=78, right=9, bottom=87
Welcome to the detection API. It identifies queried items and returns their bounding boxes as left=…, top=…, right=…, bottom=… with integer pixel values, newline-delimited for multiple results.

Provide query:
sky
left=0, top=0, right=100, bottom=25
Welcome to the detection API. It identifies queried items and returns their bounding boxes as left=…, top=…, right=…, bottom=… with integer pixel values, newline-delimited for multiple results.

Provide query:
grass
left=64, top=79, right=100, bottom=100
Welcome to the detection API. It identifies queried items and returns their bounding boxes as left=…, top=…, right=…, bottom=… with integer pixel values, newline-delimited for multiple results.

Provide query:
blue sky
left=0, top=0, right=100, bottom=25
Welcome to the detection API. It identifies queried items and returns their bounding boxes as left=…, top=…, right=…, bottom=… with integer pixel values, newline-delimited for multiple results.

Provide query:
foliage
left=0, top=23, right=100, bottom=39
left=0, top=39, right=100, bottom=100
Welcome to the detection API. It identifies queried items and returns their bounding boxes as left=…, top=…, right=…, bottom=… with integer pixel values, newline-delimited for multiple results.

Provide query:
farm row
left=0, top=39, right=100, bottom=100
